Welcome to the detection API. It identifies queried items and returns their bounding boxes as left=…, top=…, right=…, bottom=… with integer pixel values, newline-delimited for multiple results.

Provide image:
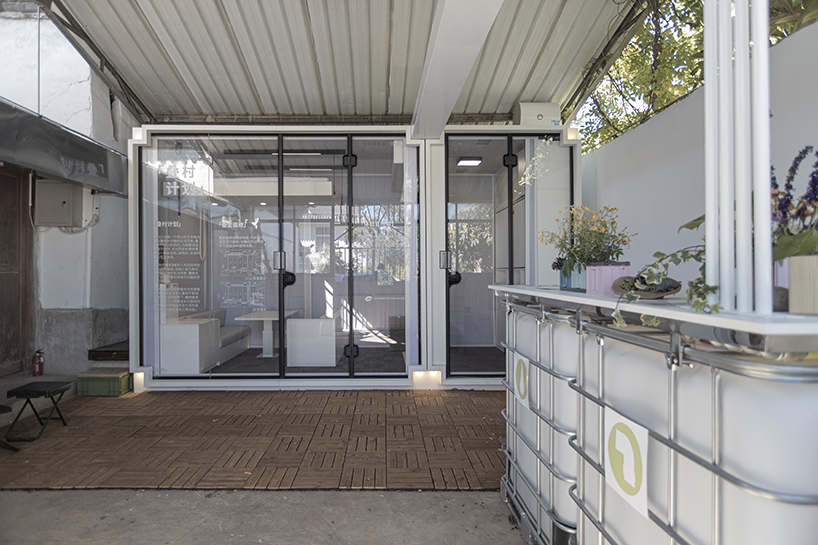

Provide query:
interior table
left=234, top=310, right=298, bottom=357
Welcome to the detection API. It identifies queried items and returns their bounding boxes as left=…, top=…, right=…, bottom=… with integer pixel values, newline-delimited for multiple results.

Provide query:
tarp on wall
left=0, top=96, right=126, bottom=195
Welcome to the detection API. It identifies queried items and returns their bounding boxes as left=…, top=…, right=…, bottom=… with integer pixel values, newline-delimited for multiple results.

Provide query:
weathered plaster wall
left=1, top=12, right=135, bottom=373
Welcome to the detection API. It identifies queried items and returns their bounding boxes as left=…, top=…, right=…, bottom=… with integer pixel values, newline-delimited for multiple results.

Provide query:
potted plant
left=540, top=205, right=634, bottom=294
left=771, top=146, right=818, bottom=314
left=611, top=216, right=721, bottom=328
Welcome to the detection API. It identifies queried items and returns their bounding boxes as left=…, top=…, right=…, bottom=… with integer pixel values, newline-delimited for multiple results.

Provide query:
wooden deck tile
left=347, top=436, right=384, bottom=452
left=387, top=450, right=428, bottom=469
left=418, top=413, right=453, bottom=426
left=424, top=436, right=463, bottom=452
left=460, top=437, right=501, bottom=449
left=430, top=467, right=482, bottom=490
left=353, top=414, right=386, bottom=426
left=291, top=469, right=342, bottom=489
left=344, top=451, right=386, bottom=467
left=308, top=437, right=349, bottom=451
left=349, top=425, right=386, bottom=438
left=386, top=468, right=433, bottom=489
left=0, top=389, right=506, bottom=491
left=196, top=468, right=253, bottom=488
left=339, top=467, right=385, bottom=489
left=262, top=467, right=298, bottom=489
left=300, top=451, right=345, bottom=470
left=322, top=404, right=357, bottom=417
left=170, top=450, right=222, bottom=467
left=420, top=425, right=458, bottom=437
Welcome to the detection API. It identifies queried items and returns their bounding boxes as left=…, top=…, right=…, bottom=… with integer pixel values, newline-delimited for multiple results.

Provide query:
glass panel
left=527, top=139, right=572, bottom=286
left=350, top=137, right=418, bottom=376
left=446, top=136, right=505, bottom=376
left=143, top=136, right=279, bottom=376
left=282, top=137, right=349, bottom=376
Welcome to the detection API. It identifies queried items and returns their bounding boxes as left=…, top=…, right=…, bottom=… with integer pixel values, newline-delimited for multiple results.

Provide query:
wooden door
left=0, top=165, right=33, bottom=377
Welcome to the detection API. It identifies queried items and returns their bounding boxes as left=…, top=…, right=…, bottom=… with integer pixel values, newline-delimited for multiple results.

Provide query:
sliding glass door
left=445, top=135, right=558, bottom=376
left=281, top=136, right=349, bottom=376
left=141, top=133, right=418, bottom=378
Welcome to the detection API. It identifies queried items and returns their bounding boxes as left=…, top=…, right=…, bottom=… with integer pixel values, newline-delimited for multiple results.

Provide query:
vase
left=788, top=255, right=818, bottom=314
left=559, top=266, right=586, bottom=292
left=586, top=262, right=631, bottom=295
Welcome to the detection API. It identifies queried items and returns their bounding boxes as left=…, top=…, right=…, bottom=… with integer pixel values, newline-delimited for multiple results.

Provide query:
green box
left=78, top=368, right=132, bottom=397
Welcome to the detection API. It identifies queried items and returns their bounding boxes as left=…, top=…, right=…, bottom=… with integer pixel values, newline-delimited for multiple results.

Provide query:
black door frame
left=443, top=133, right=568, bottom=377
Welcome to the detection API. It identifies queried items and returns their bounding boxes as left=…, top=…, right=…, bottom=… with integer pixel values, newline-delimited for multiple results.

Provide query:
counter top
left=489, top=284, right=818, bottom=338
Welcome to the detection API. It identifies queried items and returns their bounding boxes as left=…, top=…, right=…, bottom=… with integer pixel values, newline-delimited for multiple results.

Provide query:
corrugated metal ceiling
left=51, top=0, right=638, bottom=123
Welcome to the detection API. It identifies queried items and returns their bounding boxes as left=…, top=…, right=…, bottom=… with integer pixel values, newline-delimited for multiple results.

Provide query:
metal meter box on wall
left=34, top=179, right=86, bottom=227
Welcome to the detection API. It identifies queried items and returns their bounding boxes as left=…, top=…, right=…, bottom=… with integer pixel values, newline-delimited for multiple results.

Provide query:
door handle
left=282, top=270, right=296, bottom=288
left=447, top=270, right=461, bottom=287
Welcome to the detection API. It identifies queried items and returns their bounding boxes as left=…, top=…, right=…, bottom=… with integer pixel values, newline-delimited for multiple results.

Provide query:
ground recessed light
left=259, top=202, right=267, bottom=206
left=308, top=202, right=315, bottom=205
left=457, top=157, right=482, bottom=167
left=211, top=202, right=218, bottom=206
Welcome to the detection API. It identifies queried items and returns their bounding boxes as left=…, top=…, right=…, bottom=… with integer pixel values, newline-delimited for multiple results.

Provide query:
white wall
left=769, top=23, right=818, bottom=189
left=582, top=22, right=818, bottom=285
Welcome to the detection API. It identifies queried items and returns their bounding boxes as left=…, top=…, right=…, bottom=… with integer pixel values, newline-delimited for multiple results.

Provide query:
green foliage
left=448, top=203, right=493, bottom=273
left=773, top=229, right=818, bottom=261
left=770, top=0, right=818, bottom=43
left=578, top=0, right=704, bottom=154
left=577, top=0, right=818, bottom=154
left=677, top=214, right=705, bottom=232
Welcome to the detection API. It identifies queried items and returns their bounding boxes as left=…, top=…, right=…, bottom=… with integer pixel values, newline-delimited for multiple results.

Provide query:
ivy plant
left=612, top=225, right=721, bottom=328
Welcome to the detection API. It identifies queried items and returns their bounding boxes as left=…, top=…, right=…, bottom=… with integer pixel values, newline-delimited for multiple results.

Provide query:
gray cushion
left=219, top=326, right=251, bottom=347
left=182, top=308, right=227, bottom=327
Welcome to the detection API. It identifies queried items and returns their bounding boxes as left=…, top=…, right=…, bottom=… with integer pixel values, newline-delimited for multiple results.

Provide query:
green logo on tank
left=515, top=358, right=528, bottom=400
left=607, top=422, right=643, bottom=496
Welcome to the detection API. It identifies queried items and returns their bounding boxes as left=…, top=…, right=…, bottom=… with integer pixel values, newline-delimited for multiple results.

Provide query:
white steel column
left=704, top=0, right=772, bottom=314
left=717, top=0, right=735, bottom=311
left=752, top=0, right=773, bottom=315
left=734, top=0, right=753, bottom=312
left=704, top=0, right=719, bottom=305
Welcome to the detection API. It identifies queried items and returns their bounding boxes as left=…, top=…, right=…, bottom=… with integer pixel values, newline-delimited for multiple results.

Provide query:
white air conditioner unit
left=513, top=102, right=562, bottom=127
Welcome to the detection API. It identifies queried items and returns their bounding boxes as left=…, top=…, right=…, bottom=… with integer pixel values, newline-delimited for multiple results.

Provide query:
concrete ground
left=0, top=489, right=526, bottom=545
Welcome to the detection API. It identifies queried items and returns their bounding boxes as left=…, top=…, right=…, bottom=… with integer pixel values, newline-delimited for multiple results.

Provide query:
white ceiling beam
left=410, top=0, right=504, bottom=139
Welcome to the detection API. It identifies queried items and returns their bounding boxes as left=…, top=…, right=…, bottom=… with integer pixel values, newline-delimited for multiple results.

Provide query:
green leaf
left=689, top=298, right=708, bottom=313
left=773, top=229, right=818, bottom=262
left=643, top=267, right=664, bottom=285
left=678, top=214, right=705, bottom=232
left=641, top=315, right=660, bottom=327
left=652, top=251, right=668, bottom=260
left=612, top=309, right=627, bottom=328
left=625, top=293, right=640, bottom=303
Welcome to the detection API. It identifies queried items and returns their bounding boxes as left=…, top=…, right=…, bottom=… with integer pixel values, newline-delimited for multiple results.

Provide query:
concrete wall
left=582, top=22, right=818, bottom=285
left=1, top=11, right=135, bottom=374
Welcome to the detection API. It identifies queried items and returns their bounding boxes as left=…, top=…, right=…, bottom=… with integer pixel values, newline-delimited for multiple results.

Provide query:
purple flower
left=803, top=153, right=818, bottom=203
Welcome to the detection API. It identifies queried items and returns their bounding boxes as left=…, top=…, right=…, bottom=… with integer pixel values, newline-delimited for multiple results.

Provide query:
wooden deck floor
left=0, top=390, right=506, bottom=491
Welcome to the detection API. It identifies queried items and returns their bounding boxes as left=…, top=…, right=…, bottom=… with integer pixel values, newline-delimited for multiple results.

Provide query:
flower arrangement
left=771, top=146, right=818, bottom=261
left=540, top=205, right=634, bottom=275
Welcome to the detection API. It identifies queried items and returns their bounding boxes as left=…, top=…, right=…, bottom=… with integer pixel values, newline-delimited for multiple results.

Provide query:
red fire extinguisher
left=32, top=350, right=44, bottom=377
